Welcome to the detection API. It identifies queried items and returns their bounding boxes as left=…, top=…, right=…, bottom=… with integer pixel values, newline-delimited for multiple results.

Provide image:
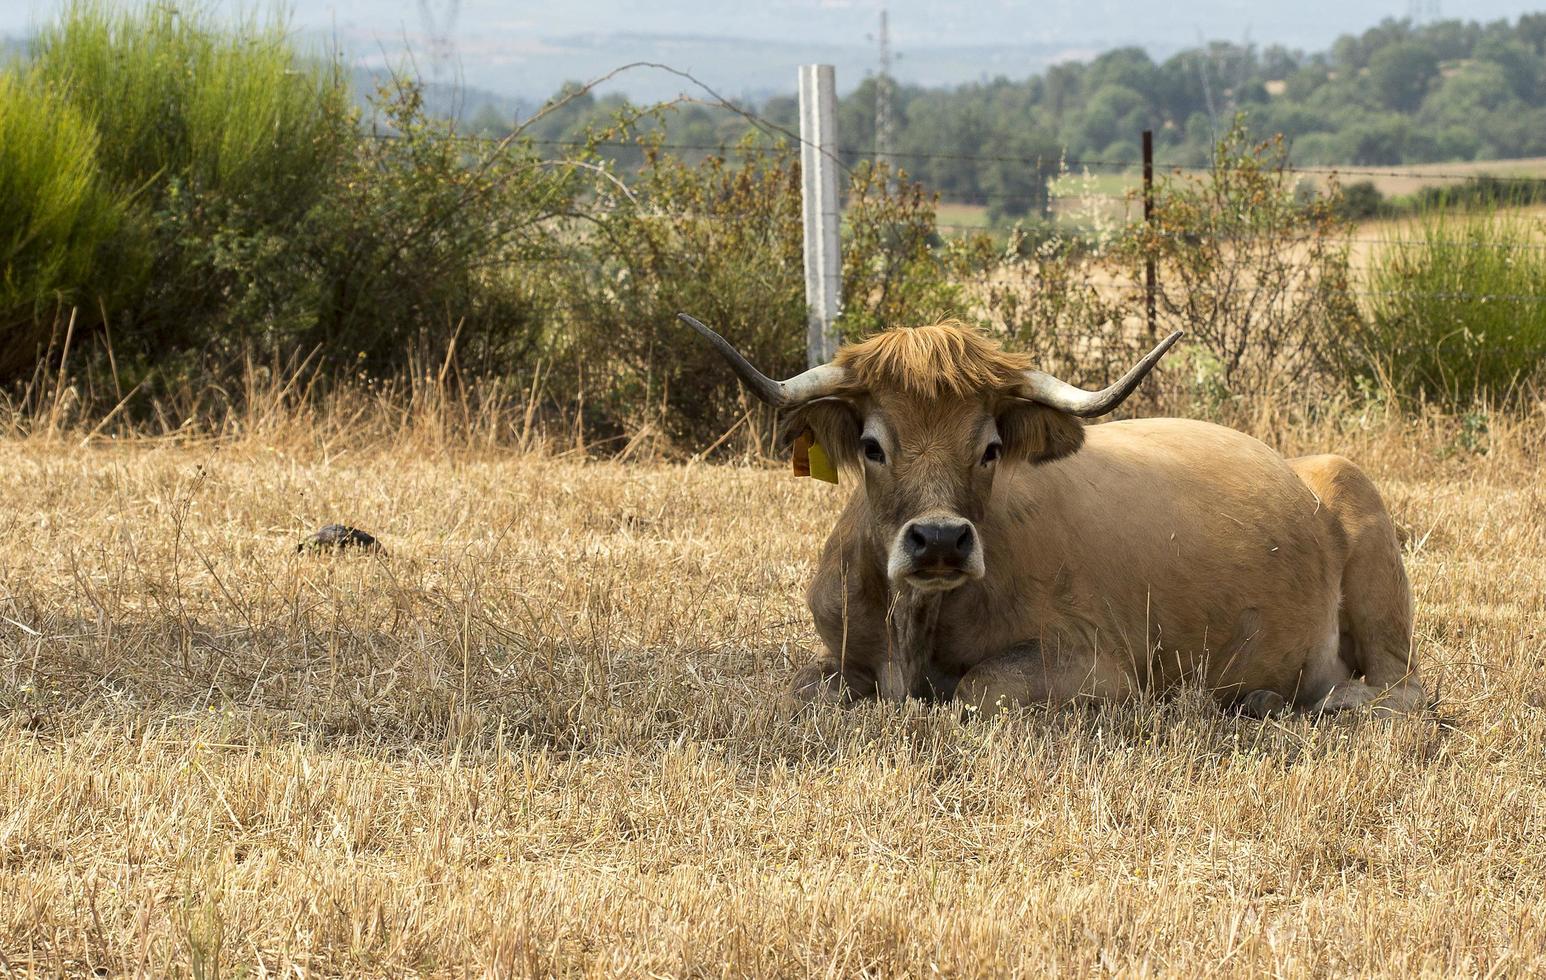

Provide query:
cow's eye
left=981, top=442, right=1002, bottom=466
left=861, top=437, right=886, bottom=463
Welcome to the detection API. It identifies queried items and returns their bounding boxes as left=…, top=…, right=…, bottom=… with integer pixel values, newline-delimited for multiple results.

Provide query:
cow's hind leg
left=955, top=644, right=1134, bottom=719
left=1292, top=454, right=1425, bottom=715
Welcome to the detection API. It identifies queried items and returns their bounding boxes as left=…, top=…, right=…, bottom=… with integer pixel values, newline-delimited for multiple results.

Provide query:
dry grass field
left=2, top=402, right=1546, bottom=977
left=1322, top=157, right=1546, bottom=198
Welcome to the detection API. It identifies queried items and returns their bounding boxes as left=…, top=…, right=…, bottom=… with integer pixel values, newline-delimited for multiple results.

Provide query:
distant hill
left=336, top=32, right=1091, bottom=107
left=239, top=0, right=1546, bottom=104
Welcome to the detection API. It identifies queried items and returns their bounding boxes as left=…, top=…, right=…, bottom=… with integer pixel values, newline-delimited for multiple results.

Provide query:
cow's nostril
left=906, top=526, right=929, bottom=556
left=955, top=526, right=974, bottom=557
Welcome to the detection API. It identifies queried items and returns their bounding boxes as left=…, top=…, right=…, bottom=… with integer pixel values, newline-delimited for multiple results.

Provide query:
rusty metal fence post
left=1142, top=129, right=1156, bottom=340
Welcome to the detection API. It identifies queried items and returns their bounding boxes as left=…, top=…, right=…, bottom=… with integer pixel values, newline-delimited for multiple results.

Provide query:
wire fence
left=380, top=122, right=1546, bottom=316
left=457, top=133, right=1546, bottom=187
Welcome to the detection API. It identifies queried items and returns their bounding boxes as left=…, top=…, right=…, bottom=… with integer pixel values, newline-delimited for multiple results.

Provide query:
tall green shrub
left=0, top=69, right=139, bottom=378
left=29, top=1, right=353, bottom=373
left=288, top=81, right=569, bottom=373
left=1362, top=211, right=1546, bottom=405
left=33, top=2, right=348, bottom=201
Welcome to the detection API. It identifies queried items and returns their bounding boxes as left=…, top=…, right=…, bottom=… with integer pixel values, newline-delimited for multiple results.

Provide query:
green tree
left=981, top=131, right=1060, bottom=222
left=1368, top=41, right=1438, bottom=112
left=1473, top=36, right=1541, bottom=101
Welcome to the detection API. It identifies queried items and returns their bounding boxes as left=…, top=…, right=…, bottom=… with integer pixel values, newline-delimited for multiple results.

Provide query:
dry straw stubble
left=1, top=404, right=1545, bottom=976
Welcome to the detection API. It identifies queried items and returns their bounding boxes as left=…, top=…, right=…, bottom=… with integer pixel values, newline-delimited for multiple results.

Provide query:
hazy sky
left=7, top=1, right=1545, bottom=101
left=7, top=0, right=1541, bottom=46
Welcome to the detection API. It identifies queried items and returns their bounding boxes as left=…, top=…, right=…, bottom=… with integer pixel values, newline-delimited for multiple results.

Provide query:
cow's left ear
left=779, top=398, right=863, bottom=471
left=997, top=401, right=1084, bottom=465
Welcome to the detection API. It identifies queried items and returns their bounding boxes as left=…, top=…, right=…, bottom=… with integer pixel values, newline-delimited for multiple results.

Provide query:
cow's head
left=679, top=316, right=1179, bottom=592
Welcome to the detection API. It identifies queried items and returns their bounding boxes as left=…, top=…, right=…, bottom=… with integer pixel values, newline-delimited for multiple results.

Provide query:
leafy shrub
left=1336, top=180, right=1387, bottom=220
left=552, top=140, right=982, bottom=450
left=0, top=68, right=140, bottom=378
left=548, top=136, right=806, bottom=449
left=1360, top=210, right=1546, bottom=405
left=840, top=161, right=986, bottom=339
left=8, top=3, right=578, bottom=396
left=1115, top=122, right=1360, bottom=397
left=971, top=231, right=1141, bottom=395
left=263, top=82, right=572, bottom=375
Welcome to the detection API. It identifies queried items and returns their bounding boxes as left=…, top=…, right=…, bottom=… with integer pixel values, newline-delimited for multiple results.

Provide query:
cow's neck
left=877, top=585, right=943, bottom=701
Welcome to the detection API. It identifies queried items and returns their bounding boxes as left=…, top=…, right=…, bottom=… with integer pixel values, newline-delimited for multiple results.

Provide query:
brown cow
left=678, top=315, right=1423, bottom=717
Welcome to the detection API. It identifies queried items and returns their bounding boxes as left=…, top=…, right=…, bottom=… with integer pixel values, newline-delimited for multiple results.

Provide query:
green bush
left=28, top=1, right=354, bottom=375
left=1336, top=180, right=1387, bottom=220
left=840, top=161, right=984, bottom=340
left=287, top=82, right=570, bottom=374
left=33, top=2, right=348, bottom=202
left=1361, top=211, right=1546, bottom=405
left=550, top=137, right=807, bottom=448
left=0, top=68, right=139, bottom=378
left=6, top=2, right=576, bottom=395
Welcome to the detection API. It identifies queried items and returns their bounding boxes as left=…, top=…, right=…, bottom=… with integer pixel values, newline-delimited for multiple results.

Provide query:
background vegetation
left=1361, top=210, right=1546, bottom=405
left=3, top=2, right=1546, bottom=450
left=0, top=65, right=138, bottom=380
left=470, top=15, right=1546, bottom=222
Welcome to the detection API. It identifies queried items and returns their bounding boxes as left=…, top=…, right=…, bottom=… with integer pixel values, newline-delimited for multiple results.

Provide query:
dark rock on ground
left=297, top=524, right=383, bottom=554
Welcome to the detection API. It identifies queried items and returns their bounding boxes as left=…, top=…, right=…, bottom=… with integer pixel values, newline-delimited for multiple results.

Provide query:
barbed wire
left=955, top=276, right=1546, bottom=305
left=935, top=224, right=1546, bottom=251
left=488, top=191, right=1546, bottom=226
left=506, top=242, right=1546, bottom=307
left=378, top=130, right=1546, bottom=188
left=367, top=129, right=1546, bottom=311
left=507, top=246, right=1546, bottom=308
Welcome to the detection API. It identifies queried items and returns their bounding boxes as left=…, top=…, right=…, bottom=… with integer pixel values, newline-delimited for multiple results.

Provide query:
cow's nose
left=903, top=519, right=975, bottom=567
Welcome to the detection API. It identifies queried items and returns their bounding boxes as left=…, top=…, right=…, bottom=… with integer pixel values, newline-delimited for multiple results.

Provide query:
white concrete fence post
left=798, top=64, right=842, bottom=368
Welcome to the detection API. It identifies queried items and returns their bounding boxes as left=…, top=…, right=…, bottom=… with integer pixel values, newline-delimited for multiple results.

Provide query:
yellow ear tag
left=807, top=439, right=839, bottom=484
left=791, top=430, right=839, bottom=484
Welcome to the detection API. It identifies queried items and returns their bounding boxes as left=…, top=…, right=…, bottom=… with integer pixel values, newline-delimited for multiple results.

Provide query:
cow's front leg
left=955, top=644, right=1135, bottom=719
left=784, top=656, right=877, bottom=709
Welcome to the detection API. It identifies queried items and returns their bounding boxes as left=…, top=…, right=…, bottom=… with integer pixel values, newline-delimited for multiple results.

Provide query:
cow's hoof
left=1236, top=689, right=1288, bottom=718
left=784, top=662, right=849, bottom=712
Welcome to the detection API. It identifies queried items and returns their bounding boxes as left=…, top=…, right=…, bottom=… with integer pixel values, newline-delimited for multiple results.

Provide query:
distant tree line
left=469, top=15, right=1546, bottom=219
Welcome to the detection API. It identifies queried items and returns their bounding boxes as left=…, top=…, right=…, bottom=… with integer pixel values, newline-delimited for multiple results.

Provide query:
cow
left=678, top=314, right=1423, bottom=717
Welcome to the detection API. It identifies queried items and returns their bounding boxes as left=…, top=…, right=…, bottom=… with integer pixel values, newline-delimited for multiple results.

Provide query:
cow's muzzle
left=888, top=515, right=985, bottom=590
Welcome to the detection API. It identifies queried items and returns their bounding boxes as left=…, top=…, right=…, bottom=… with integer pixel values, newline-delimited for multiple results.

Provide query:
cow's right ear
left=998, top=401, right=1084, bottom=465
left=779, top=398, right=862, bottom=471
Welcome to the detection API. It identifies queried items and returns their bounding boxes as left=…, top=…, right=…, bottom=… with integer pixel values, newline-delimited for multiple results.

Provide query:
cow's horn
left=676, top=313, right=848, bottom=407
left=1017, top=330, right=1182, bottom=417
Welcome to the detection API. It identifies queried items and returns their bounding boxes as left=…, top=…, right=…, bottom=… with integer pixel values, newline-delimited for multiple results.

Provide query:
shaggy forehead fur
left=833, top=320, right=1033, bottom=398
